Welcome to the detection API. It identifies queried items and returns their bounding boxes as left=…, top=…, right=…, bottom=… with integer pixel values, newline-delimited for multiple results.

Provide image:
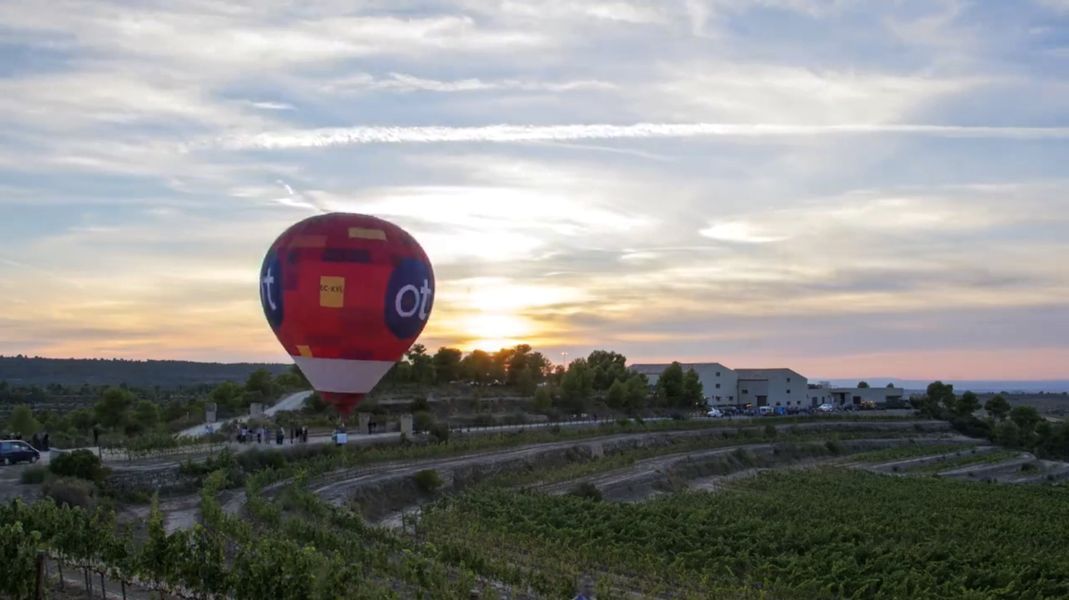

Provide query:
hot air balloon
left=259, top=213, right=434, bottom=419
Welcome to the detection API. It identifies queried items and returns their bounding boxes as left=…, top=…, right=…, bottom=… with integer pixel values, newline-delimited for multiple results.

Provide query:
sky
left=1, top=0, right=1068, bottom=380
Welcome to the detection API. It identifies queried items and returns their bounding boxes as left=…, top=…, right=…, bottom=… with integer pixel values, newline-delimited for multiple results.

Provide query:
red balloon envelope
left=259, top=213, right=434, bottom=418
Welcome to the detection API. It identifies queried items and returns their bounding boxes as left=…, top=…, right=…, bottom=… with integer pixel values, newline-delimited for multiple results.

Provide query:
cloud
left=247, top=101, right=296, bottom=111
left=0, top=3, right=546, bottom=70
left=206, top=122, right=1069, bottom=150
left=645, top=63, right=982, bottom=124
left=700, top=222, right=788, bottom=243
left=320, top=72, right=617, bottom=94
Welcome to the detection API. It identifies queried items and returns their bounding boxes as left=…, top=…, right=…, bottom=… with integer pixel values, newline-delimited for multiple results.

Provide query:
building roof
left=734, top=368, right=806, bottom=379
left=630, top=362, right=733, bottom=375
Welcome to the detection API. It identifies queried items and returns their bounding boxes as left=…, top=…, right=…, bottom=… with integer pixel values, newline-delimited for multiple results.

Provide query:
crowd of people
left=5, top=431, right=50, bottom=451
left=236, top=425, right=309, bottom=445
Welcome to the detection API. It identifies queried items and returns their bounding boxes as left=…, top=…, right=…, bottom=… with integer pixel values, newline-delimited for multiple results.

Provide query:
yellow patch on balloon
left=319, top=276, right=345, bottom=308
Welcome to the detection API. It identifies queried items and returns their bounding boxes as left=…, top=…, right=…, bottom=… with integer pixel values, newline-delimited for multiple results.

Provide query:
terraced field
left=7, top=415, right=1069, bottom=599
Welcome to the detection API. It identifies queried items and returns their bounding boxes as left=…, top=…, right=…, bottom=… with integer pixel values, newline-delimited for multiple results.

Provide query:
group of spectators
left=5, top=431, right=50, bottom=451
left=237, top=425, right=310, bottom=445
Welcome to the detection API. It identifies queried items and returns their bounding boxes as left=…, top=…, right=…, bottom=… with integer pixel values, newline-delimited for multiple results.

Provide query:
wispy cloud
left=207, top=122, right=1069, bottom=150
left=322, top=72, right=617, bottom=94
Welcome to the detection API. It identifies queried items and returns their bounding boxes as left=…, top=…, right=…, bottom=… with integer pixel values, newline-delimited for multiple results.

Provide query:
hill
left=0, top=355, right=291, bottom=388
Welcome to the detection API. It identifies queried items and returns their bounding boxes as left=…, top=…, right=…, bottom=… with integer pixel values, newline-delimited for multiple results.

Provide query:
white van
left=758, top=406, right=775, bottom=416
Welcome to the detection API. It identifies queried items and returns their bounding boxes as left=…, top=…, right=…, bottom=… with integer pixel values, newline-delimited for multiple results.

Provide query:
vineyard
left=417, top=470, right=1069, bottom=598
left=3, top=412, right=1066, bottom=599
left=6, top=465, right=1069, bottom=598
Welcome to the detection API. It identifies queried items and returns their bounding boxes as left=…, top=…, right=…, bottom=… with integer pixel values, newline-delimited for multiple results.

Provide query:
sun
left=462, top=313, right=533, bottom=352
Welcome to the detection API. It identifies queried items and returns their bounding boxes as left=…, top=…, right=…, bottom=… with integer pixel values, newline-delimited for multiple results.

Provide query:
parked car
left=706, top=408, right=723, bottom=418
left=757, top=406, right=775, bottom=416
left=817, top=403, right=835, bottom=413
left=0, top=440, right=40, bottom=465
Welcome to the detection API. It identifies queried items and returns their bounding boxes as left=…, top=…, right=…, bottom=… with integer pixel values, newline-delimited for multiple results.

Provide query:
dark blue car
left=0, top=440, right=40, bottom=465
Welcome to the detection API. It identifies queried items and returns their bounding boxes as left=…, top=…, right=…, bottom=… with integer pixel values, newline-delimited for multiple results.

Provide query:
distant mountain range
left=0, top=355, right=291, bottom=388
left=820, top=378, right=1069, bottom=394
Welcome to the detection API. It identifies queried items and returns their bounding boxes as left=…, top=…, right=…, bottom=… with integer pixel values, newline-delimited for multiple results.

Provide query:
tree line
left=917, top=381, right=1069, bottom=460
left=383, top=345, right=705, bottom=414
left=3, top=368, right=305, bottom=447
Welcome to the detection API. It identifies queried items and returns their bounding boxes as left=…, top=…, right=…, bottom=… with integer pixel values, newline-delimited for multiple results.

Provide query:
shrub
left=429, top=422, right=451, bottom=444
left=413, top=469, right=443, bottom=494
left=1020, top=462, right=1039, bottom=473
left=411, top=396, right=431, bottom=413
left=237, top=447, right=287, bottom=472
left=824, top=440, right=842, bottom=455
left=43, top=477, right=95, bottom=508
left=19, top=466, right=47, bottom=484
left=413, top=411, right=434, bottom=432
left=566, top=482, right=602, bottom=502
left=764, top=424, right=778, bottom=438
left=49, top=449, right=105, bottom=482
left=950, top=416, right=992, bottom=439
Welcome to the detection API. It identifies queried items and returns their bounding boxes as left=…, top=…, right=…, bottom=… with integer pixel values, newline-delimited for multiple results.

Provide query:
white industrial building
left=631, top=363, right=807, bottom=408
left=735, top=368, right=809, bottom=409
left=630, top=362, right=739, bottom=405
left=629, top=362, right=904, bottom=411
left=830, top=385, right=905, bottom=408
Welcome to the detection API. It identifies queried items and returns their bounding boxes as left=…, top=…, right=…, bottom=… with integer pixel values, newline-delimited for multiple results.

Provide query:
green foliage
left=420, top=470, right=1069, bottom=598
left=955, top=390, right=980, bottom=417
left=851, top=444, right=971, bottom=463
left=605, top=378, right=627, bottom=409
left=242, top=365, right=275, bottom=402
left=0, top=521, right=39, bottom=599
left=857, top=381, right=870, bottom=388
left=49, top=448, right=105, bottom=482
left=95, top=386, right=135, bottom=430
left=5, top=404, right=40, bottom=436
left=624, top=375, right=649, bottom=413
left=586, top=350, right=629, bottom=391
left=432, top=347, right=463, bottom=383
left=532, top=386, right=553, bottom=412
left=910, top=449, right=1020, bottom=474
left=411, top=395, right=431, bottom=412
left=42, top=476, right=96, bottom=508
left=20, top=465, right=47, bottom=484
left=413, top=410, right=434, bottom=432
left=926, top=380, right=956, bottom=415
left=985, top=394, right=1011, bottom=420
left=560, top=358, right=594, bottom=412
left=1010, top=405, right=1042, bottom=431
left=210, top=380, right=244, bottom=412
left=566, top=481, right=602, bottom=502
left=129, top=398, right=160, bottom=433
left=414, top=468, right=444, bottom=493
left=429, top=421, right=451, bottom=444
left=681, top=368, right=703, bottom=407
left=233, top=538, right=318, bottom=599
left=656, top=362, right=684, bottom=406
left=408, top=344, right=436, bottom=385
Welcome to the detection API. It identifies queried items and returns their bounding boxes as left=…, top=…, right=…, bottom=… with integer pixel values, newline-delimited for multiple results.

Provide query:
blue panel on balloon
left=260, top=251, right=284, bottom=328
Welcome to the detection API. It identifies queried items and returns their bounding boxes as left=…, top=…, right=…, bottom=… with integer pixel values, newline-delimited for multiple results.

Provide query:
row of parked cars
left=706, top=403, right=839, bottom=418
